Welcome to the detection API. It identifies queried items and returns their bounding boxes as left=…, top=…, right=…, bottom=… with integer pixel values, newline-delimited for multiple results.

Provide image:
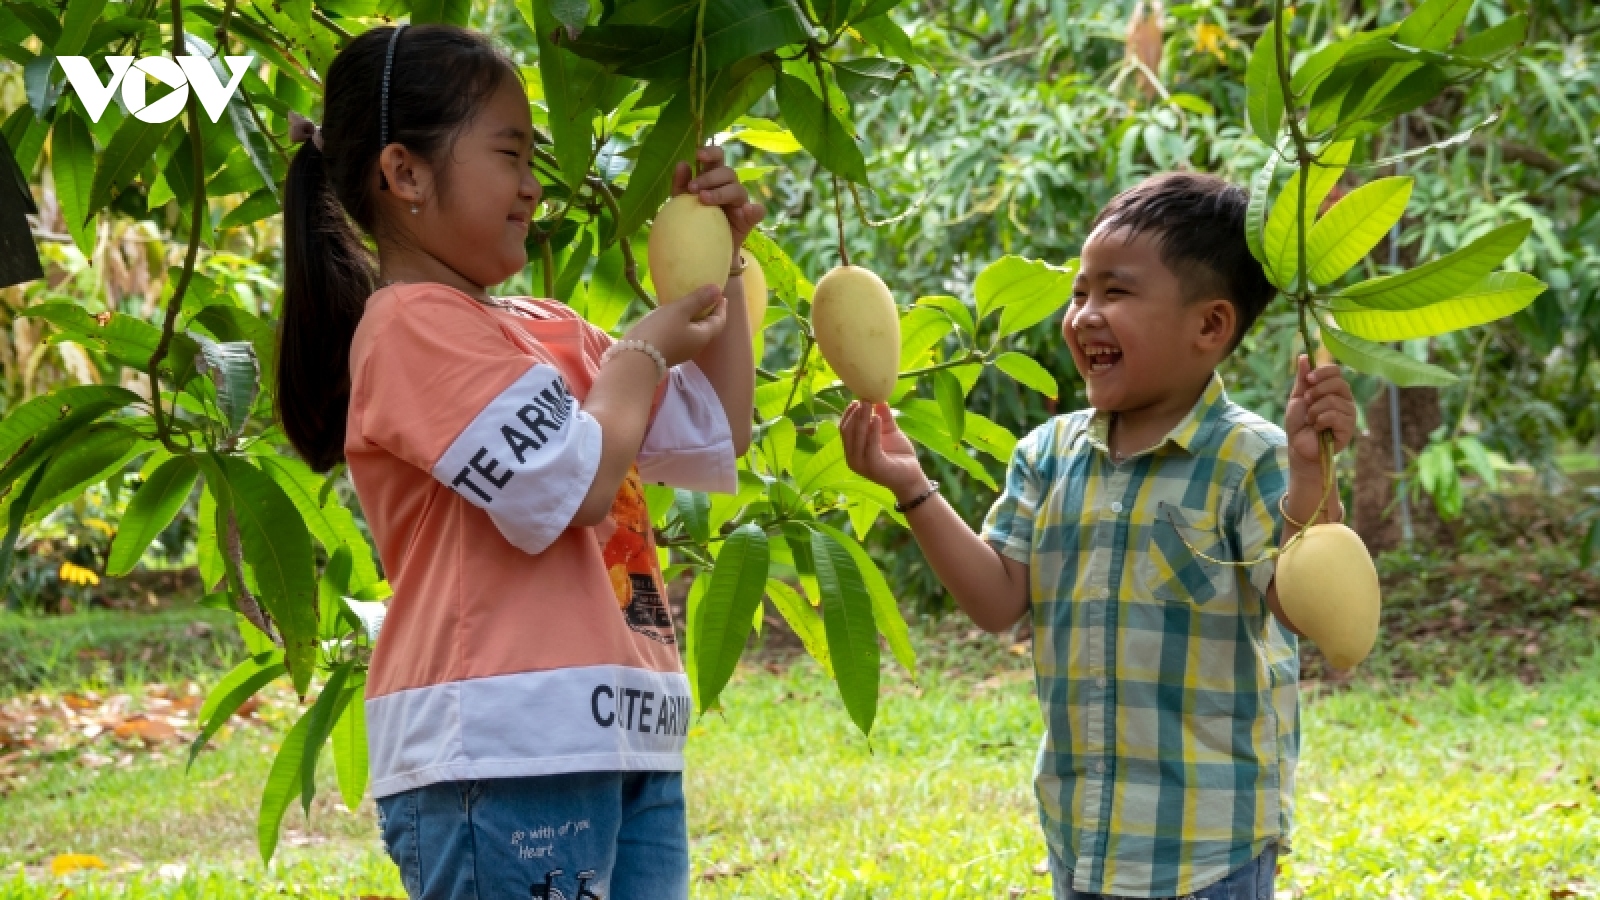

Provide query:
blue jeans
left=377, top=772, right=688, bottom=900
left=1050, top=843, right=1277, bottom=900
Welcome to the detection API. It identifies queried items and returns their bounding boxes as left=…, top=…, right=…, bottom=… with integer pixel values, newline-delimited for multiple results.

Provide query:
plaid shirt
left=982, top=374, right=1300, bottom=898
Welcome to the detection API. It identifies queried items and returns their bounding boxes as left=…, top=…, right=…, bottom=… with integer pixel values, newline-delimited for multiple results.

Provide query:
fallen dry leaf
left=1033, top=858, right=1049, bottom=876
left=113, top=716, right=178, bottom=744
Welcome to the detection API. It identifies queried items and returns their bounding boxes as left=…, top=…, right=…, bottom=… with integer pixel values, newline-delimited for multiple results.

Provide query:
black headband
left=380, top=25, right=406, bottom=148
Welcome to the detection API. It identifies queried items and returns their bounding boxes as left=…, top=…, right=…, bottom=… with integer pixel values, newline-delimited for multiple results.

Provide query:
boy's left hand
left=672, top=147, right=765, bottom=249
left=1284, top=354, right=1357, bottom=472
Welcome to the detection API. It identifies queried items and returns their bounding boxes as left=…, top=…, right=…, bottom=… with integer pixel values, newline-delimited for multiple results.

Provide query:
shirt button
left=1096, top=676, right=1108, bottom=689
left=1110, top=501, right=1123, bottom=514
left=1094, top=761, right=1106, bottom=774
left=1100, top=588, right=1111, bottom=599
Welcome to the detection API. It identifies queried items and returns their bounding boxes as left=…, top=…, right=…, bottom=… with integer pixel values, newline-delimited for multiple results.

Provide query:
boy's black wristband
left=894, top=480, right=940, bottom=513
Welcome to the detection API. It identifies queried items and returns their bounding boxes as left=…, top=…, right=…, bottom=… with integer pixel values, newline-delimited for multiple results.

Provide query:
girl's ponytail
left=277, top=138, right=373, bottom=472
left=271, top=25, right=516, bottom=472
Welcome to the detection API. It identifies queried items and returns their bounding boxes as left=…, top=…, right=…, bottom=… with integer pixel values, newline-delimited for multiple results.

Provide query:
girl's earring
left=410, top=203, right=419, bottom=215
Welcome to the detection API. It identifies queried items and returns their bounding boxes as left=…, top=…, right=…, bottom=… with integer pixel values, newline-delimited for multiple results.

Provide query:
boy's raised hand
left=1284, top=354, right=1357, bottom=473
left=842, top=401, right=928, bottom=500
left=673, top=147, right=765, bottom=247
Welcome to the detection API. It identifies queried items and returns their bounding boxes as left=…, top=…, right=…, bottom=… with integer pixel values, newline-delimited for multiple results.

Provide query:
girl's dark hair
left=278, top=25, right=517, bottom=471
left=1090, top=172, right=1278, bottom=352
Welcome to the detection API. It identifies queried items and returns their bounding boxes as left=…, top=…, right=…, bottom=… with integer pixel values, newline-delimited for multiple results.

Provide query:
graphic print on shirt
left=597, top=468, right=674, bottom=645
left=430, top=363, right=603, bottom=555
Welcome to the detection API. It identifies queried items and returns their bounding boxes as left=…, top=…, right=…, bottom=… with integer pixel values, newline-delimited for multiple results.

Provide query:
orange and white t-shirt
left=345, top=283, right=736, bottom=799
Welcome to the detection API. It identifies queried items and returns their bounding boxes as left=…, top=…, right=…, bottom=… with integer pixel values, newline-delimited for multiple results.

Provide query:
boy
left=840, top=172, right=1358, bottom=900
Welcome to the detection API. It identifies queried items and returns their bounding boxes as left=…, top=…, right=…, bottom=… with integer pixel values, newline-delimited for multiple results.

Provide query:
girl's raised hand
left=623, top=284, right=728, bottom=368
left=672, top=147, right=765, bottom=248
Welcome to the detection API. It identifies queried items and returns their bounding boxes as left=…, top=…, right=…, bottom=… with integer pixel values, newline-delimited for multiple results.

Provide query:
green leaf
left=833, top=57, right=908, bottom=100
left=189, top=651, right=284, bottom=769
left=975, top=255, right=1077, bottom=325
left=22, top=423, right=142, bottom=517
left=810, top=528, right=878, bottom=736
left=1336, top=220, right=1533, bottom=310
left=1245, top=148, right=1278, bottom=268
left=88, top=114, right=175, bottom=221
left=703, top=0, right=812, bottom=71
left=852, top=13, right=921, bottom=66
left=915, top=294, right=973, bottom=336
left=764, top=577, right=830, bottom=674
left=816, top=0, right=855, bottom=33
left=193, top=336, right=259, bottom=438
left=776, top=72, right=866, bottom=184
left=254, top=455, right=380, bottom=595
left=812, top=522, right=913, bottom=677
left=1319, top=325, right=1459, bottom=387
left=259, top=698, right=314, bottom=862
left=60, top=0, right=112, bottom=56
left=898, top=306, right=954, bottom=370
left=1246, top=24, right=1284, bottom=146
left=615, top=59, right=775, bottom=239
left=1454, top=14, right=1526, bottom=62
left=1333, top=64, right=1446, bottom=138
left=1262, top=140, right=1354, bottom=288
left=760, top=416, right=796, bottom=476
left=23, top=304, right=197, bottom=380
left=0, top=393, right=127, bottom=495
left=538, top=8, right=601, bottom=192
left=331, top=676, right=368, bottom=811
left=956, top=405, right=1017, bottom=462
left=691, top=524, right=770, bottom=711
left=1395, top=0, right=1474, bottom=52
left=891, top=403, right=997, bottom=490
left=1290, top=39, right=1352, bottom=97
left=932, top=369, right=965, bottom=443
left=217, top=456, right=319, bottom=697
left=674, top=488, right=710, bottom=544
left=298, top=661, right=355, bottom=814
left=0, top=388, right=137, bottom=466
left=1330, top=272, right=1546, bottom=341
left=1305, top=176, right=1413, bottom=285
left=50, top=107, right=95, bottom=256
left=108, top=455, right=199, bottom=576
left=744, top=228, right=810, bottom=312
left=219, top=189, right=279, bottom=230
left=0, top=457, right=53, bottom=589
left=993, top=351, right=1057, bottom=399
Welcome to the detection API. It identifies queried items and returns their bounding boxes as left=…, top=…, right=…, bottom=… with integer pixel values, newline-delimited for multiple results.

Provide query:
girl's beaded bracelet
left=601, top=339, right=668, bottom=383
left=894, top=480, right=940, bottom=514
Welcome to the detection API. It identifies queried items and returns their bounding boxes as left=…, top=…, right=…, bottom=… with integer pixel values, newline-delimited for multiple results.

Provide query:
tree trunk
left=1353, top=386, right=1446, bottom=552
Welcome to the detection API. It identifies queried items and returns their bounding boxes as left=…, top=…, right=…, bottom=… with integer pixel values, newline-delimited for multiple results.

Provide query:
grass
left=0, top=605, right=240, bottom=693
left=2, top=628, right=1597, bottom=900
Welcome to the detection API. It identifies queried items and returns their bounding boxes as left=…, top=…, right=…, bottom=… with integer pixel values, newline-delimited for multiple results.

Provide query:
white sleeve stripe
left=637, top=362, right=738, bottom=495
left=431, top=363, right=602, bottom=554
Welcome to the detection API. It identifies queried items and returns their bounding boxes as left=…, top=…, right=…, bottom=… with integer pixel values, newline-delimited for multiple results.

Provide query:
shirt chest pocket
left=1135, top=500, right=1236, bottom=607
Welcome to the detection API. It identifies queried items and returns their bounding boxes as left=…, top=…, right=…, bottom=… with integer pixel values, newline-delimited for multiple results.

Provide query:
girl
left=275, top=24, right=761, bottom=900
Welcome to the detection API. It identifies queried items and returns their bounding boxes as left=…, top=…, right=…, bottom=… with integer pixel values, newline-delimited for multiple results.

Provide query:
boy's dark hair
left=1089, top=172, right=1276, bottom=351
left=277, top=25, right=518, bottom=472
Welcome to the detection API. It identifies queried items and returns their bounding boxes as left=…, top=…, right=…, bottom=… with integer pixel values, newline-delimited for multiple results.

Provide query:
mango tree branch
left=148, top=0, right=207, bottom=453
left=587, top=175, right=656, bottom=308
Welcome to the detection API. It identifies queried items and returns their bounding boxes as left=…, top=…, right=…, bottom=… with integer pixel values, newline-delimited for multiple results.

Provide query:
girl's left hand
left=672, top=146, right=765, bottom=248
left=1283, top=354, right=1357, bottom=471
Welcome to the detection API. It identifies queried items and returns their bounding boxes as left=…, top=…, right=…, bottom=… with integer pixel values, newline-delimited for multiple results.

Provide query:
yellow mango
left=1277, top=523, right=1381, bottom=670
left=811, top=265, right=900, bottom=402
left=648, top=194, right=732, bottom=308
left=741, top=250, right=768, bottom=334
